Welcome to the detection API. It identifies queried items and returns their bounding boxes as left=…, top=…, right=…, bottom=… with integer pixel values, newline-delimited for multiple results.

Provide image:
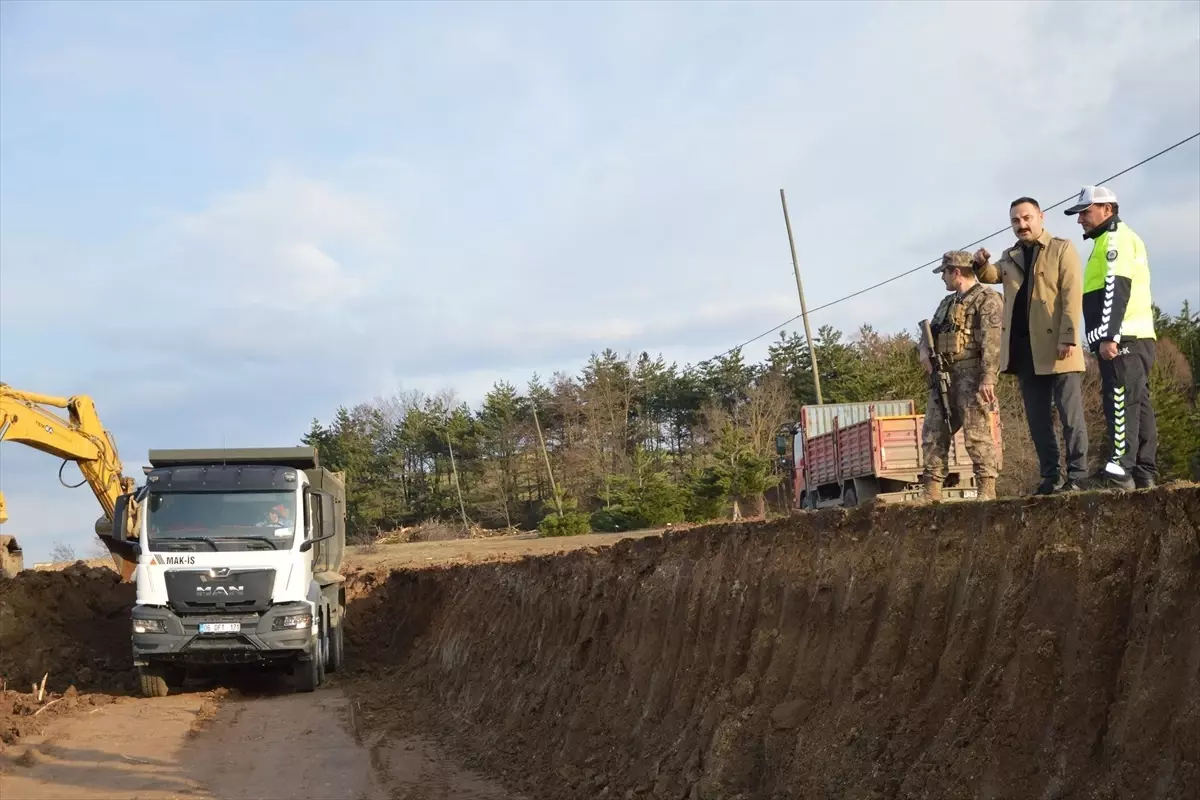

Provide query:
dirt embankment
left=0, top=564, right=136, bottom=754
left=345, top=486, right=1200, bottom=800
left=0, top=563, right=136, bottom=697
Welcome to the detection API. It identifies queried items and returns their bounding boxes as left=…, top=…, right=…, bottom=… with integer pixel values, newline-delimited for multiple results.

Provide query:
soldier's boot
left=977, top=476, right=996, bottom=501
left=923, top=476, right=943, bottom=502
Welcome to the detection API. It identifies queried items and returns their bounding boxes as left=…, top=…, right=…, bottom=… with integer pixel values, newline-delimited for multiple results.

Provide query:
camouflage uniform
left=921, top=251, right=1005, bottom=499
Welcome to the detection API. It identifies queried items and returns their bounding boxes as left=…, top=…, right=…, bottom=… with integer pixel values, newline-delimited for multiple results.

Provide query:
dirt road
left=0, top=683, right=518, bottom=800
left=0, top=692, right=211, bottom=799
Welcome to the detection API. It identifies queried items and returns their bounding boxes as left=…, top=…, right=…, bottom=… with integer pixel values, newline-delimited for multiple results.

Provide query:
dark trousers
left=1017, top=368, right=1089, bottom=484
left=1098, top=338, right=1157, bottom=482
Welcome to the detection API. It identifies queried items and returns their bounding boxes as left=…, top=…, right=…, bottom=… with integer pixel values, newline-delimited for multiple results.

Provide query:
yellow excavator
left=0, top=382, right=141, bottom=581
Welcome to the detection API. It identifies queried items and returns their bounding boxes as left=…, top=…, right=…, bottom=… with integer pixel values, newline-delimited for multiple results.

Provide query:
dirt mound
left=0, top=563, right=136, bottom=696
left=343, top=485, right=1200, bottom=800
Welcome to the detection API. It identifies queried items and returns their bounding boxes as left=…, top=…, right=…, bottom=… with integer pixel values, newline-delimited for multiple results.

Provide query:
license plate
left=199, top=622, right=241, bottom=634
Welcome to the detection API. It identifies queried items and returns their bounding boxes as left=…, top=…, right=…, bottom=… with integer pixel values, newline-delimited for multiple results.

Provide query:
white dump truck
left=108, top=446, right=347, bottom=696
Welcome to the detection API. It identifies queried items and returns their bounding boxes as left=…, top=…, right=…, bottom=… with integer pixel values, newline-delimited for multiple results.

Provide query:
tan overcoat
left=975, top=228, right=1086, bottom=375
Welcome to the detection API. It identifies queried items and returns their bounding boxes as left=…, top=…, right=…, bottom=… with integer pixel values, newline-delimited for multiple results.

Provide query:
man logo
left=195, top=585, right=244, bottom=597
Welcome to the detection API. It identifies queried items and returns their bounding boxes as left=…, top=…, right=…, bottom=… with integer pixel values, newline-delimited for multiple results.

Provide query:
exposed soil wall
left=345, top=486, right=1200, bottom=800
left=0, top=564, right=136, bottom=695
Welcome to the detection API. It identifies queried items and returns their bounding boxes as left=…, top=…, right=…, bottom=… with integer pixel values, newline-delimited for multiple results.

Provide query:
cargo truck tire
left=327, top=619, right=344, bottom=673
left=138, top=666, right=170, bottom=698
left=294, top=642, right=320, bottom=693
left=294, top=619, right=327, bottom=693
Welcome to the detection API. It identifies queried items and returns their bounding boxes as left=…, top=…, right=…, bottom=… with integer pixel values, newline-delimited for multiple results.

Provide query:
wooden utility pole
left=445, top=433, right=471, bottom=533
left=780, top=188, right=824, bottom=405
left=531, top=402, right=563, bottom=517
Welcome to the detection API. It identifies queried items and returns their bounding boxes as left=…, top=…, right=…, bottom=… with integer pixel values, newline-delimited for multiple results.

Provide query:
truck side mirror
left=775, top=434, right=787, bottom=455
left=96, top=492, right=139, bottom=555
left=96, top=493, right=131, bottom=540
left=302, top=487, right=315, bottom=541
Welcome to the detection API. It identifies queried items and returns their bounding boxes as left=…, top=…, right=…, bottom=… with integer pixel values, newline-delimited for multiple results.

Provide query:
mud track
left=344, top=486, right=1200, bottom=799
left=1, top=684, right=515, bottom=799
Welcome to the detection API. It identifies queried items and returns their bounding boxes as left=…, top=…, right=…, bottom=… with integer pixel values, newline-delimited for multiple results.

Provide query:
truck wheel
left=842, top=486, right=858, bottom=507
left=294, top=621, right=326, bottom=693
left=138, top=666, right=170, bottom=698
left=327, top=620, right=344, bottom=674
left=294, top=640, right=320, bottom=693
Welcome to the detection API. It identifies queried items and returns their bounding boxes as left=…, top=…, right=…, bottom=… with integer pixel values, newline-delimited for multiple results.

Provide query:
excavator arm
left=0, top=383, right=140, bottom=581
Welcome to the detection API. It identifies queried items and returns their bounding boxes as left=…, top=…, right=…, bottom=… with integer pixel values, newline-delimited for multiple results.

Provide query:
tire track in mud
left=342, top=486, right=1200, bottom=800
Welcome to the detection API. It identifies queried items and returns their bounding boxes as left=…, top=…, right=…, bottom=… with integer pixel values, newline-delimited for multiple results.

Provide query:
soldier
left=918, top=251, right=1005, bottom=501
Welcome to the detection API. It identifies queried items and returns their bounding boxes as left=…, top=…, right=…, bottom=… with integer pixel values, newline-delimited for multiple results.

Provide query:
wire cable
left=708, top=130, right=1200, bottom=361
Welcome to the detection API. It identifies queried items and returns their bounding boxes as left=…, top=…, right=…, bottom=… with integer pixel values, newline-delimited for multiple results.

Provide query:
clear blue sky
left=2, top=0, right=1198, bottom=562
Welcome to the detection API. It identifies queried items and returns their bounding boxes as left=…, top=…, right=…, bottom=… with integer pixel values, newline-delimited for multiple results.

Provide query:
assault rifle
left=920, top=318, right=952, bottom=429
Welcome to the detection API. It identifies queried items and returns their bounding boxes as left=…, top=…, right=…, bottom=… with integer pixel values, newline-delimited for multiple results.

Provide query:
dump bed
left=806, top=429, right=840, bottom=486
left=148, top=446, right=319, bottom=470
left=799, top=401, right=916, bottom=438
left=838, top=414, right=985, bottom=479
left=800, top=401, right=918, bottom=487
left=805, top=410, right=1000, bottom=487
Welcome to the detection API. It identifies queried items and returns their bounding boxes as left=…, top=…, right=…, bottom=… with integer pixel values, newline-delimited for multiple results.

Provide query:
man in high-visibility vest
left=1065, top=185, right=1157, bottom=490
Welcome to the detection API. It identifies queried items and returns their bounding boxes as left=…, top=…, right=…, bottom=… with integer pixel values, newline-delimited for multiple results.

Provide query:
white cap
left=1065, top=185, right=1118, bottom=215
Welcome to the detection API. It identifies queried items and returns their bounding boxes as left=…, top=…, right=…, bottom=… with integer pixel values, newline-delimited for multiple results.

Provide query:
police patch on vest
left=1107, top=249, right=1117, bottom=262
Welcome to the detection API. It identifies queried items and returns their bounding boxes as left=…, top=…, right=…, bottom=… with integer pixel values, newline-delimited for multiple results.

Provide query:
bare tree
left=87, top=537, right=112, bottom=559
left=50, top=541, right=77, bottom=564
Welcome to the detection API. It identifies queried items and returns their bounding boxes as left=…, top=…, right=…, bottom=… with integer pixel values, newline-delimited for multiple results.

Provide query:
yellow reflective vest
left=1081, top=217, right=1156, bottom=347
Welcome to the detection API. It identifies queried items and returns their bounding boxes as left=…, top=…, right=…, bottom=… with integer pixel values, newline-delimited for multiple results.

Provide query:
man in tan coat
left=973, top=196, right=1088, bottom=494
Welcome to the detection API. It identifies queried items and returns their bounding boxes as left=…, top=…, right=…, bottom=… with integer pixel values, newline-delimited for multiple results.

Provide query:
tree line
left=303, top=303, right=1200, bottom=541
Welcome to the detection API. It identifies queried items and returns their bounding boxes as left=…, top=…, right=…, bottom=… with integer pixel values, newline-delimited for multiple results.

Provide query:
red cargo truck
left=775, top=400, right=1002, bottom=509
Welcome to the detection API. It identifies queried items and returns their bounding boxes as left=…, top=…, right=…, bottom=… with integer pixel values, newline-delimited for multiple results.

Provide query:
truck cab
left=112, top=446, right=346, bottom=697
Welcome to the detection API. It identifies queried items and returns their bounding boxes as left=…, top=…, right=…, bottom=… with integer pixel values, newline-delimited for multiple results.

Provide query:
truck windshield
left=146, top=490, right=297, bottom=552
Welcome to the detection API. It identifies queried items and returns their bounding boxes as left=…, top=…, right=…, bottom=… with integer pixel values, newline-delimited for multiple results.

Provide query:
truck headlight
left=272, top=614, right=312, bottom=631
left=133, top=618, right=166, bottom=634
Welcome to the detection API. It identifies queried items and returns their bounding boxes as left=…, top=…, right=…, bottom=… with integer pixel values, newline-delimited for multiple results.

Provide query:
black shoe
left=1134, top=476, right=1157, bottom=489
left=1056, top=480, right=1084, bottom=493
left=1034, top=478, right=1059, bottom=496
left=1088, top=470, right=1136, bottom=491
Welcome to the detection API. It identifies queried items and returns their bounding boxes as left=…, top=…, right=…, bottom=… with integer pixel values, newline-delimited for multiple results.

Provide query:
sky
left=1, top=0, right=1198, bottom=563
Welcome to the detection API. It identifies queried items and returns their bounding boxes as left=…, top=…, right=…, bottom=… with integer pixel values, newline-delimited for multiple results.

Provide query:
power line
left=709, top=130, right=1200, bottom=361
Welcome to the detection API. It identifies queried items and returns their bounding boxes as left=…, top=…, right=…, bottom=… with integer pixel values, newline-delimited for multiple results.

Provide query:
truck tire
left=327, top=619, right=344, bottom=674
left=294, top=643, right=320, bottom=693
left=138, top=666, right=170, bottom=698
left=294, top=621, right=326, bottom=693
